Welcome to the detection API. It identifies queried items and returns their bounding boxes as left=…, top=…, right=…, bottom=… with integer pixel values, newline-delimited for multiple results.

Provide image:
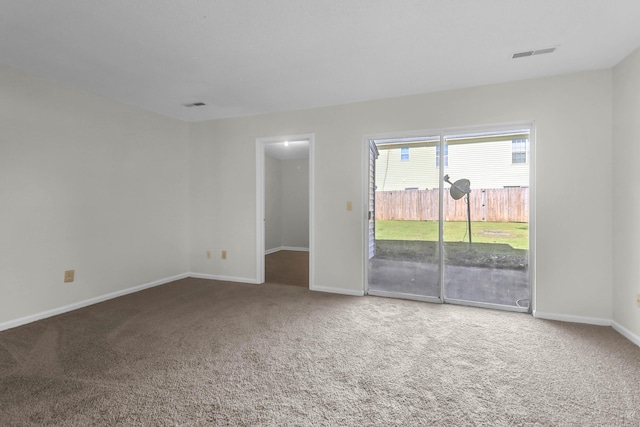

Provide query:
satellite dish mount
left=444, top=174, right=472, bottom=250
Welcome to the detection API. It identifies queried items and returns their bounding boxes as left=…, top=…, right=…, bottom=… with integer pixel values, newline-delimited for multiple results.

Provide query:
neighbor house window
left=512, top=139, right=528, bottom=164
left=436, top=144, right=448, bottom=167
left=400, top=147, right=409, bottom=161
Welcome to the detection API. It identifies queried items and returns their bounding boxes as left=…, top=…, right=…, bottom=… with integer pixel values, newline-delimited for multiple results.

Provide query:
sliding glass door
left=367, top=135, right=442, bottom=302
left=367, top=127, right=532, bottom=312
left=441, top=130, right=530, bottom=310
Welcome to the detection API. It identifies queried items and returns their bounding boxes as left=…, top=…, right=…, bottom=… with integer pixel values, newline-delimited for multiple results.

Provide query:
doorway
left=256, top=134, right=314, bottom=288
left=365, top=126, right=534, bottom=312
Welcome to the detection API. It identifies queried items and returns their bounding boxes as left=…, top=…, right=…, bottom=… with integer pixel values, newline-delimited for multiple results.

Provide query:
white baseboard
left=533, top=311, right=612, bottom=326
left=265, top=246, right=309, bottom=255
left=0, top=273, right=189, bottom=332
left=188, top=272, right=259, bottom=284
left=612, top=321, right=640, bottom=348
left=509, top=311, right=640, bottom=348
left=310, top=285, right=364, bottom=296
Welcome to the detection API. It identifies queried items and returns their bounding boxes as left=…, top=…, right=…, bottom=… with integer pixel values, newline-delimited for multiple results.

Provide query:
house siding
left=376, top=146, right=438, bottom=191
left=376, top=140, right=529, bottom=191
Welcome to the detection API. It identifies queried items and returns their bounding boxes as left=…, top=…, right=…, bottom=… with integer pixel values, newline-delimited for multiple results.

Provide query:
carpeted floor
left=1, top=278, right=639, bottom=426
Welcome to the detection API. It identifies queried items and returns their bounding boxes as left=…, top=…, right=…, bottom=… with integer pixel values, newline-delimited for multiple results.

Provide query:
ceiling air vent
left=533, top=47, right=556, bottom=56
left=184, top=102, right=206, bottom=107
left=511, top=47, right=556, bottom=59
left=512, top=50, right=534, bottom=59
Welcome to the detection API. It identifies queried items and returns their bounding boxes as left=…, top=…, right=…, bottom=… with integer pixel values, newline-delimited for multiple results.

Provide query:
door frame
left=363, top=123, right=536, bottom=313
left=256, top=133, right=315, bottom=287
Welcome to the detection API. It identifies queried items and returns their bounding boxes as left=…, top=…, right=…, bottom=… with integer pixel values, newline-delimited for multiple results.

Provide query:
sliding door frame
left=362, top=129, right=444, bottom=304
left=363, top=122, right=536, bottom=313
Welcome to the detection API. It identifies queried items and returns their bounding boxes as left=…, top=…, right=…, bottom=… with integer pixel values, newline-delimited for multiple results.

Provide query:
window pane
left=512, top=152, right=526, bottom=163
left=512, top=139, right=528, bottom=164
left=436, top=144, right=448, bottom=167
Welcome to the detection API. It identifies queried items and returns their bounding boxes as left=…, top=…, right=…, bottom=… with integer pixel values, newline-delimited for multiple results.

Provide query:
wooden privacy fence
left=375, top=188, right=529, bottom=222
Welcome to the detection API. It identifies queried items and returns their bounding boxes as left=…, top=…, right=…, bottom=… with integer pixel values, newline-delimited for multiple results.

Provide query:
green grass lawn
left=376, top=220, right=528, bottom=250
left=375, top=220, right=529, bottom=269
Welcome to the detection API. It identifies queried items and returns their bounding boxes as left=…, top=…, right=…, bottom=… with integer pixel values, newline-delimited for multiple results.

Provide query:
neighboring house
left=375, top=133, right=530, bottom=191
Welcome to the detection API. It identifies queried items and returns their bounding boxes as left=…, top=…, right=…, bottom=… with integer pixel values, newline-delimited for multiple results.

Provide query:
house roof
left=1, top=1, right=639, bottom=122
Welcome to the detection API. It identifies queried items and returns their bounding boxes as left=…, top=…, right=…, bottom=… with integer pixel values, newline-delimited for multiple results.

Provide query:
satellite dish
left=443, top=175, right=470, bottom=200
left=443, top=174, right=473, bottom=249
left=449, top=179, right=470, bottom=200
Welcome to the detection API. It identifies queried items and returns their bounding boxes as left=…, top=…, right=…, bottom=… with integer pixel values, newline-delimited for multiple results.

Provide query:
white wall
left=0, top=65, right=189, bottom=326
left=189, top=120, right=259, bottom=282
left=265, top=155, right=282, bottom=251
left=613, top=46, right=640, bottom=339
left=280, top=159, right=309, bottom=249
left=189, top=69, right=614, bottom=317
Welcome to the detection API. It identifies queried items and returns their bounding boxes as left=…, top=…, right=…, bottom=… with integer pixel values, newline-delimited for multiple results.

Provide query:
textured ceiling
left=1, top=1, right=639, bottom=122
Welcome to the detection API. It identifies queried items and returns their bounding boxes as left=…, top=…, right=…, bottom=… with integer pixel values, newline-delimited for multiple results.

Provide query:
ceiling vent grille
left=511, top=47, right=556, bottom=59
left=532, top=47, right=556, bottom=56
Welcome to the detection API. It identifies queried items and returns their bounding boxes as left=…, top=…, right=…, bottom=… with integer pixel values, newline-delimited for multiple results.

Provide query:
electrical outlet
left=206, top=250, right=211, bottom=259
left=221, top=250, right=227, bottom=260
left=64, top=270, right=75, bottom=283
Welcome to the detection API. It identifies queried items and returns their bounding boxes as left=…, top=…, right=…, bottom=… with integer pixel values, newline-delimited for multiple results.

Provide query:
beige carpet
left=1, top=278, right=639, bottom=426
